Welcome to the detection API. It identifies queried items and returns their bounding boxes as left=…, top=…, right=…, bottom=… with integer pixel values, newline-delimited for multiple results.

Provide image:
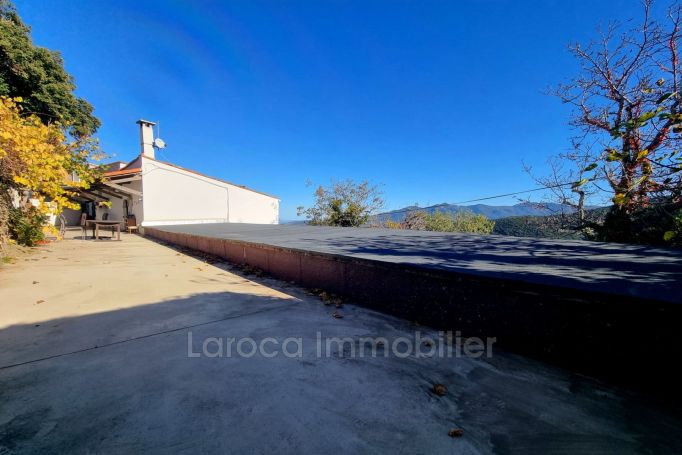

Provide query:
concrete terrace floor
left=156, top=223, right=682, bottom=304
left=0, top=233, right=681, bottom=454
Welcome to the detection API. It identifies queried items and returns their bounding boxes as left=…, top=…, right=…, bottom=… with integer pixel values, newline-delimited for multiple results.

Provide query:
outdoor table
left=85, top=219, right=123, bottom=241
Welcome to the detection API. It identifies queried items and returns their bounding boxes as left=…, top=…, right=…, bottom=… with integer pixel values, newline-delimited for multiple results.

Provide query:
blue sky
left=15, top=0, right=663, bottom=219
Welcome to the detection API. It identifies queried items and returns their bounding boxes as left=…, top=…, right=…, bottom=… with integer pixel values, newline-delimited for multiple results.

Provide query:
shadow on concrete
left=1, top=289, right=682, bottom=453
left=146, top=228, right=682, bottom=402
left=313, top=232, right=682, bottom=298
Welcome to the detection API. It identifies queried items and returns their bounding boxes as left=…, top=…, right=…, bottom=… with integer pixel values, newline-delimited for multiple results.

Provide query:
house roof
left=101, top=161, right=128, bottom=172
left=103, top=167, right=142, bottom=178
left=104, top=155, right=278, bottom=199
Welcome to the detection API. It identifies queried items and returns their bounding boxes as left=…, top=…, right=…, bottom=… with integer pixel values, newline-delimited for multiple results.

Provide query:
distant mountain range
left=377, top=202, right=577, bottom=222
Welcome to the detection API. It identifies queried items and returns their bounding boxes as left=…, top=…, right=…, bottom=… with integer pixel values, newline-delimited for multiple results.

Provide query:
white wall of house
left=128, top=179, right=144, bottom=222
left=106, top=179, right=143, bottom=223
left=104, top=196, right=126, bottom=222
left=140, top=157, right=278, bottom=226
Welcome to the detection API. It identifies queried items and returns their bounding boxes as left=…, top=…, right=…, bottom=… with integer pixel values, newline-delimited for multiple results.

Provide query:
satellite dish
left=153, top=138, right=166, bottom=149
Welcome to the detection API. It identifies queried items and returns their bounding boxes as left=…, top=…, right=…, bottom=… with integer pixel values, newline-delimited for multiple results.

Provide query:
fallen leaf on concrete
left=36, top=300, right=45, bottom=304
left=431, top=383, right=448, bottom=396
left=319, top=291, right=344, bottom=307
left=332, top=311, right=344, bottom=319
left=448, top=428, right=464, bottom=438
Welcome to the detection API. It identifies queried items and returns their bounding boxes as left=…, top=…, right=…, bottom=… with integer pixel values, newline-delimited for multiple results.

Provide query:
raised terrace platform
left=146, top=223, right=682, bottom=398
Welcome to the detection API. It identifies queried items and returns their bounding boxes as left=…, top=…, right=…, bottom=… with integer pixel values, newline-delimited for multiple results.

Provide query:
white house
left=63, top=120, right=279, bottom=227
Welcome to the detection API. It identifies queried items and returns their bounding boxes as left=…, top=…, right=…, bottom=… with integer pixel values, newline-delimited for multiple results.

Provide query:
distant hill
left=378, top=202, right=576, bottom=222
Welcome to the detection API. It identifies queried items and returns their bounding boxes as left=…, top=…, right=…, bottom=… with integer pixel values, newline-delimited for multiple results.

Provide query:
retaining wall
left=146, top=227, right=682, bottom=400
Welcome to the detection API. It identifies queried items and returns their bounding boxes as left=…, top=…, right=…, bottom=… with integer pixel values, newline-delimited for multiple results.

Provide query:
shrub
left=424, top=211, right=455, bottom=232
left=385, top=210, right=495, bottom=234
left=383, top=220, right=403, bottom=229
left=8, top=207, right=46, bottom=246
left=663, top=210, right=682, bottom=247
left=590, top=204, right=682, bottom=247
left=423, top=210, right=495, bottom=234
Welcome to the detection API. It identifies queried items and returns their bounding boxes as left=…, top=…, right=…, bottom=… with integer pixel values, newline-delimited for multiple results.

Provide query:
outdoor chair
left=126, top=215, right=139, bottom=234
left=57, top=213, right=88, bottom=239
left=79, top=213, right=88, bottom=239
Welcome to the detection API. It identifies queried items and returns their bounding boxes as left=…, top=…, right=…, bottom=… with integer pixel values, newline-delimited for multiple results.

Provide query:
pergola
left=66, top=170, right=142, bottom=205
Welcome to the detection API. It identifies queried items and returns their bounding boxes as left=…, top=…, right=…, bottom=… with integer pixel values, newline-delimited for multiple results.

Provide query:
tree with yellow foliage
left=0, top=97, right=102, bottom=245
left=1, top=1, right=103, bottom=247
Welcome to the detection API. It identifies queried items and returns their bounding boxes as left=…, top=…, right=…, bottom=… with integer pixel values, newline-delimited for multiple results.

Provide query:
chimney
left=136, top=119, right=156, bottom=159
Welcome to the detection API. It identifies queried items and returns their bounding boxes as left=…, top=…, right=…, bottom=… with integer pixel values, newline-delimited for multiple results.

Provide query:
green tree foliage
left=424, top=210, right=495, bottom=234
left=423, top=211, right=455, bottom=232
left=0, top=0, right=99, bottom=137
left=663, top=209, right=682, bottom=246
left=388, top=210, right=495, bottom=234
left=297, top=179, right=384, bottom=227
left=493, top=208, right=608, bottom=240
left=596, top=203, right=682, bottom=246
